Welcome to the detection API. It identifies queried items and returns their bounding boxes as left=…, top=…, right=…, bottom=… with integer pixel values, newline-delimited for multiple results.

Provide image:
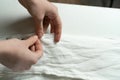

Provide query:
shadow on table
left=0, top=17, right=35, bottom=37
left=8, top=17, right=35, bottom=35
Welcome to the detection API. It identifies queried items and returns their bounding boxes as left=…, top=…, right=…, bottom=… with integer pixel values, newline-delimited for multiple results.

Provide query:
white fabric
left=0, top=34, right=120, bottom=80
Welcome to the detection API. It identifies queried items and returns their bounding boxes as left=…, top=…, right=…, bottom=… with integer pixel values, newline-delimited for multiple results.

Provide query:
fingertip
left=36, top=31, right=44, bottom=39
left=50, top=28, right=54, bottom=33
left=54, top=34, right=60, bottom=43
left=51, top=15, right=62, bottom=43
left=24, top=35, right=38, bottom=47
left=30, top=35, right=38, bottom=42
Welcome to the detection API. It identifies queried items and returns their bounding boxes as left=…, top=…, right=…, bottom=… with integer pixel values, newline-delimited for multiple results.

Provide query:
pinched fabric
left=0, top=34, right=120, bottom=80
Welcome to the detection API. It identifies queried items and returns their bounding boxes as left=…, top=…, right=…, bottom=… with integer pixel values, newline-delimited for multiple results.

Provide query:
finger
left=34, top=40, right=43, bottom=59
left=34, top=19, right=44, bottom=39
left=43, top=16, right=50, bottom=33
left=35, top=40, right=42, bottom=51
left=50, top=20, right=54, bottom=33
left=24, top=35, right=38, bottom=47
left=30, top=45, right=35, bottom=52
left=52, top=15, right=62, bottom=42
left=18, top=0, right=28, bottom=8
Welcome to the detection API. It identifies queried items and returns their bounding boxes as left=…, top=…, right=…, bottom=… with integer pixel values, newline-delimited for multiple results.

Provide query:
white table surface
left=0, top=0, right=120, bottom=38
left=0, top=1, right=120, bottom=80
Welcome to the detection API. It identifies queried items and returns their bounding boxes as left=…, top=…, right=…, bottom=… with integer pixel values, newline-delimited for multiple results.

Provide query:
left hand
left=0, top=35, right=43, bottom=71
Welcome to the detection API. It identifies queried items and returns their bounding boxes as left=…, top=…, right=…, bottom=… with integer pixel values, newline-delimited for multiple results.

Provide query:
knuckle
left=53, top=8, right=58, bottom=16
left=52, top=4, right=58, bottom=11
left=54, top=6, right=58, bottom=11
left=36, top=15, right=44, bottom=22
left=31, top=58, right=38, bottom=64
left=49, top=5, right=58, bottom=17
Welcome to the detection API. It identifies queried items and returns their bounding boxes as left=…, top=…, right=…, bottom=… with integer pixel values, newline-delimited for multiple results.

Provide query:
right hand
left=19, top=0, right=62, bottom=42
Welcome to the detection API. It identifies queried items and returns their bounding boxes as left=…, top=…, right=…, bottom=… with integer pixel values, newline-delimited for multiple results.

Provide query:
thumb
left=34, top=18, right=44, bottom=39
left=24, top=35, right=38, bottom=47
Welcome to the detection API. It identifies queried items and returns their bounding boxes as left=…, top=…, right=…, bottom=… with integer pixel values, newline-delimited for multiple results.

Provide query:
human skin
left=19, top=0, right=62, bottom=42
left=0, top=35, right=43, bottom=71
left=0, top=0, right=61, bottom=71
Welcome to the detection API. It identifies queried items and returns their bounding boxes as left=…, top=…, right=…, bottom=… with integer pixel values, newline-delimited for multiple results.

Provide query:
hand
left=19, top=0, right=62, bottom=42
left=0, top=35, right=43, bottom=71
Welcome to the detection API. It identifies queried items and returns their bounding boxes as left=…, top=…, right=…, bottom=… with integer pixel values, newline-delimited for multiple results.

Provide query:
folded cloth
left=0, top=34, right=120, bottom=80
